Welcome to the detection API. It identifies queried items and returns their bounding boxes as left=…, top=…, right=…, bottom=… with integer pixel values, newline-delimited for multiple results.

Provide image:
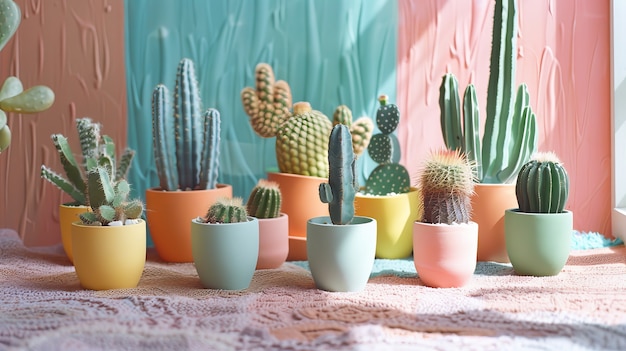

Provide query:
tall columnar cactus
left=246, top=179, right=281, bottom=219
left=78, top=166, right=144, bottom=226
left=152, top=58, right=221, bottom=191
left=202, top=197, right=249, bottom=224
left=439, top=0, right=537, bottom=184
left=419, top=149, right=475, bottom=225
left=41, top=118, right=135, bottom=206
left=318, top=124, right=358, bottom=225
left=363, top=95, right=411, bottom=195
left=515, top=152, right=569, bottom=213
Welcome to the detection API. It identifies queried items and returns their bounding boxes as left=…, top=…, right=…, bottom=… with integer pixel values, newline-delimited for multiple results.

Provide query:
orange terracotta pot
left=59, top=204, right=90, bottom=263
left=413, top=221, right=478, bottom=288
left=472, top=183, right=517, bottom=263
left=146, top=184, right=232, bottom=262
left=256, top=213, right=289, bottom=269
left=267, top=172, right=327, bottom=261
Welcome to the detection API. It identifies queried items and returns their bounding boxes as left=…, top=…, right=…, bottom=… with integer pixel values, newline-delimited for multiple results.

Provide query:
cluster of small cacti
left=78, top=166, right=144, bottom=226
left=515, top=152, right=569, bottom=213
left=363, top=95, right=411, bottom=195
left=246, top=179, right=281, bottom=219
left=419, top=149, right=475, bottom=225
left=439, top=0, right=537, bottom=184
left=152, top=58, right=221, bottom=191
left=201, top=197, right=249, bottom=224
left=319, top=124, right=358, bottom=225
left=41, top=118, right=135, bottom=206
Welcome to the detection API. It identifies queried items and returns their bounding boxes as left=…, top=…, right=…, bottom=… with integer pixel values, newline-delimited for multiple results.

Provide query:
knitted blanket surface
left=1, top=228, right=625, bottom=351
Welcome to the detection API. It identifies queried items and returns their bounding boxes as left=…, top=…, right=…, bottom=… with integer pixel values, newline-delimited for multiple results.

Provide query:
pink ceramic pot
left=256, top=213, right=289, bottom=269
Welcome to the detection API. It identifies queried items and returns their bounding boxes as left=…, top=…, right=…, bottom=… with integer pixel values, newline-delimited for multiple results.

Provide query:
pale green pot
left=505, top=209, right=573, bottom=276
left=191, top=217, right=259, bottom=290
left=306, top=216, right=377, bottom=292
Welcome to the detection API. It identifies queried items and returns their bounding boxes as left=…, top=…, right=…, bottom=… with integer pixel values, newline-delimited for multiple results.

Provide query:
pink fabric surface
left=1, top=228, right=626, bottom=350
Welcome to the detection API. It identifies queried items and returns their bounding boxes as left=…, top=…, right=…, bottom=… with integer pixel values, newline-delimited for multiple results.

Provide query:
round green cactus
left=246, top=179, right=281, bottom=219
left=203, top=197, right=249, bottom=224
left=515, top=152, right=569, bottom=213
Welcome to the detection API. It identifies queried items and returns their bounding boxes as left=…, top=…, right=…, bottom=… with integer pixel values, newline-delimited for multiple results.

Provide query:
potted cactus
left=355, top=95, right=420, bottom=259
left=147, top=58, right=232, bottom=263
left=241, top=63, right=373, bottom=260
left=413, top=149, right=478, bottom=288
left=71, top=165, right=146, bottom=290
left=245, top=179, right=288, bottom=269
left=505, top=152, right=573, bottom=276
left=191, top=197, right=259, bottom=290
left=41, top=118, right=134, bottom=262
left=439, top=0, right=537, bottom=263
left=306, top=124, right=377, bottom=292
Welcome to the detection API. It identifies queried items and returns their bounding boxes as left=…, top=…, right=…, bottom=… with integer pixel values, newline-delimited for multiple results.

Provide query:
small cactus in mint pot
left=515, top=152, right=569, bottom=213
left=246, top=179, right=281, bottom=219
left=201, top=197, right=250, bottom=224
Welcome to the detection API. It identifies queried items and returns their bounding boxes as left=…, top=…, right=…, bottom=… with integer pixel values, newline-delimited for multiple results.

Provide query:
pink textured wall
left=0, top=0, right=127, bottom=246
left=397, top=0, right=611, bottom=235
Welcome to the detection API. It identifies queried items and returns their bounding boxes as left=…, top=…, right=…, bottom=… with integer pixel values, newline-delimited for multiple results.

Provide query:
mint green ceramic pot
left=191, top=217, right=259, bottom=290
left=306, top=216, right=376, bottom=292
left=505, top=209, right=573, bottom=276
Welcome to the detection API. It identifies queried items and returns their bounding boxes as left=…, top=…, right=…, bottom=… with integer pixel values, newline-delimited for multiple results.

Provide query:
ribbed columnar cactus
left=152, top=58, right=220, bottom=191
left=202, top=197, right=249, bottom=224
left=419, top=149, right=475, bottom=225
left=439, top=0, right=537, bottom=184
left=246, top=179, right=281, bottom=219
left=41, top=118, right=135, bottom=206
left=515, top=152, right=569, bottom=213
left=363, top=95, right=411, bottom=195
left=78, top=166, right=144, bottom=226
left=319, top=124, right=358, bottom=225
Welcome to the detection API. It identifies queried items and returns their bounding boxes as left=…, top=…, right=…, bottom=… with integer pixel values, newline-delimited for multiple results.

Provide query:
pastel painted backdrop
left=0, top=0, right=611, bottom=246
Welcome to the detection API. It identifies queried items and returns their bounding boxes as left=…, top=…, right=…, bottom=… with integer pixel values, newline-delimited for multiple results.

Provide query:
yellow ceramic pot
left=59, top=204, right=90, bottom=263
left=71, top=220, right=146, bottom=290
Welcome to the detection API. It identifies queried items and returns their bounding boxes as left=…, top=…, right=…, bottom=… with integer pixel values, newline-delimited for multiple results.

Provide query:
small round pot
left=71, top=220, right=146, bottom=290
left=505, top=209, right=573, bottom=276
left=306, top=216, right=377, bottom=292
left=413, top=221, right=478, bottom=288
left=59, top=204, right=90, bottom=263
left=256, top=213, right=289, bottom=269
left=191, top=217, right=259, bottom=290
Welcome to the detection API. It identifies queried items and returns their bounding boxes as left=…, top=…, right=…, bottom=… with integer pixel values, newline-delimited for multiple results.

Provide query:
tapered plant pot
left=146, top=184, right=232, bottom=263
left=191, top=217, right=259, bottom=290
left=71, top=220, right=146, bottom=290
left=267, top=172, right=327, bottom=261
left=355, top=187, right=420, bottom=259
left=413, top=221, right=478, bottom=288
left=256, top=213, right=289, bottom=269
left=306, top=216, right=377, bottom=292
left=505, top=209, right=573, bottom=276
left=59, top=204, right=90, bottom=263
left=472, top=183, right=517, bottom=263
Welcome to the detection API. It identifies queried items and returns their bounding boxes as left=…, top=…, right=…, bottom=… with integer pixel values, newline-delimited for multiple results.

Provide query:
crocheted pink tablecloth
left=1, top=228, right=626, bottom=350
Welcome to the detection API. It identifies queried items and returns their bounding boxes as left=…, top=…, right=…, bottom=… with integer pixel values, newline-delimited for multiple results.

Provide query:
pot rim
left=192, top=216, right=258, bottom=226
left=505, top=208, right=573, bottom=216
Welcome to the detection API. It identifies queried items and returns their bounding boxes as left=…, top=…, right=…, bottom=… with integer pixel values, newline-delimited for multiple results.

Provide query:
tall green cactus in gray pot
left=152, top=58, right=220, bottom=191
left=439, top=0, right=537, bottom=184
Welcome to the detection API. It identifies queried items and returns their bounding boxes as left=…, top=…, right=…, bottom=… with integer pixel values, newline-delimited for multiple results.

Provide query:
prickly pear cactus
left=363, top=95, right=411, bottom=195
left=332, top=105, right=374, bottom=156
left=246, top=179, right=281, bottom=219
left=0, top=0, right=20, bottom=52
left=515, top=152, right=569, bottom=213
left=202, top=197, right=249, bottom=224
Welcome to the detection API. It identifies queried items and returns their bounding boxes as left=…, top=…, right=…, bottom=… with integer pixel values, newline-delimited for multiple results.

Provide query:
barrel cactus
left=246, top=179, right=281, bottom=219
left=515, top=152, right=569, bottom=213
left=201, top=197, right=249, bottom=224
left=419, top=149, right=475, bottom=225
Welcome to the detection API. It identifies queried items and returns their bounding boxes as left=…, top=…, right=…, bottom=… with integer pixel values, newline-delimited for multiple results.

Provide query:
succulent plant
left=363, top=95, right=411, bottom=195
left=515, top=152, right=569, bottom=213
left=418, top=149, right=475, bottom=225
left=439, top=0, right=537, bottom=184
left=201, top=197, right=249, bottom=224
left=78, top=166, right=144, bottom=226
left=319, top=124, right=358, bottom=225
left=332, top=105, right=374, bottom=156
left=152, top=58, right=221, bottom=191
left=246, top=179, right=281, bottom=219
left=41, top=118, right=135, bottom=206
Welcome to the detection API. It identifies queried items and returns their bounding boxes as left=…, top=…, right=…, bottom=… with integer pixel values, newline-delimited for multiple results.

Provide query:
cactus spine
left=152, top=58, right=221, bottom=191
left=319, top=124, right=358, bottom=225
left=202, top=197, right=249, bottom=224
left=439, top=0, right=536, bottom=184
left=246, top=179, right=281, bottom=219
left=419, top=149, right=475, bottom=225
left=515, top=152, right=569, bottom=213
